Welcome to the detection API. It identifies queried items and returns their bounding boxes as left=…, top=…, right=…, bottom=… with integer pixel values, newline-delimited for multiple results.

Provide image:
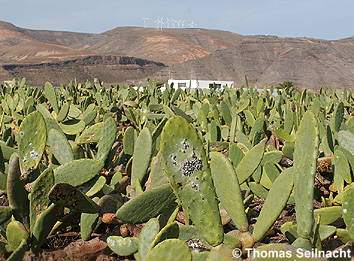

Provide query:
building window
left=209, top=83, right=221, bottom=89
left=178, top=82, right=187, bottom=88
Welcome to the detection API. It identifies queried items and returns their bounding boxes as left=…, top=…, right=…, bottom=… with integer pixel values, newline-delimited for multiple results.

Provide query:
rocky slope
left=0, top=21, right=353, bottom=89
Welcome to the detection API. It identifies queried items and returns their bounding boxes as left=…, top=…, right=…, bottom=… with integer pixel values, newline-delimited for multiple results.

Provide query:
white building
left=167, top=79, right=234, bottom=90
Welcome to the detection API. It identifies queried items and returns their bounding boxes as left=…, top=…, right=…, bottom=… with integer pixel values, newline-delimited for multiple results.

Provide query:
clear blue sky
left=1, top=0, right=353, bottom=40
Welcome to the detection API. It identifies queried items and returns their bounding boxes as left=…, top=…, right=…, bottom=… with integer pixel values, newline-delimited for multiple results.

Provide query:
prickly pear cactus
left=236, top=139, right=266, bottom=184
left=7, top=153, right=29, bottom=225
left=123, top=126, right=136, bottom=155
left=131, top=127, right=152, bottom=192
left=6, top=220, right=29, bottom=252
left=332, top=102, right=344, bottom=132
left=137, top=218, right=160, bottom=260
left=252, top=168, right=294, bottom=242
left=333, top=149, right=351, bottom=184
left=76, top=122, right=103, bottom=144
left=293, top=111, right=319, bottom=239
left=31, top=204, right=62, bottom=253
left=160, top=116, right=223, bottom=246
left=18, top=111, right=47, bottom=174
left=210, top=152, right=248, bottom=232
left=54, top=159, right=104, bottom=187
left=337, top=130, right=354, bottom=154
left=96, top=116, right=116, bottom=162
left=314, top=206, right=342, bottom=225
left=342, top=188, right=354, bottom=240
left=43, top=82, right=59, bottom=113
left=47, top=128, right=74, bottom=164
left=29, top=167, right=54, bottom=230
left=49, top=183, right=100, bottom=213
left=116, top=184, right=176, bottom=224
left=107, top=236, right=139, bottom=257
left=145, top=239, right=191, bottom=261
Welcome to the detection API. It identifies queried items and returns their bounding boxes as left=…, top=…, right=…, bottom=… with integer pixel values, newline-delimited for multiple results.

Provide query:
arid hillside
left=0, top=21, right=353, bottom=89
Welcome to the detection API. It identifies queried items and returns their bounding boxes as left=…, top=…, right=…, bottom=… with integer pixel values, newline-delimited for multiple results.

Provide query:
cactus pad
left=18, top=111, right=47, bottom=173
left=160, top=116, right=223, bottom=246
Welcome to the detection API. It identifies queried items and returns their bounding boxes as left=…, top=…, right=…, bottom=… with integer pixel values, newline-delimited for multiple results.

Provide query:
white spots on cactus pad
left=29, top=150, right=39, bottom=160
left=342, top=208, right=348, bottom=214
left=181, top=139, right=190, bottom=150
left=19, top=131, right=24, bottom=137
left=190, top=181, right=200, bottom=191
left=180, top=153, right=203, bottom=176
left=28, top=142, right=33, bottom=147
left=170, top=154, right=178, bottom=166
left=23, top=156, right=28, bottom=162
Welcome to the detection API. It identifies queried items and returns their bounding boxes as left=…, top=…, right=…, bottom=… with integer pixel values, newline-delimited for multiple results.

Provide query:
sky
left=1, top=0, right=353, bottom=40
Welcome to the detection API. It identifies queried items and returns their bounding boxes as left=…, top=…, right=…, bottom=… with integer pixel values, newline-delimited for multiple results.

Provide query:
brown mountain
left=0, top=21, right=353, bottom=89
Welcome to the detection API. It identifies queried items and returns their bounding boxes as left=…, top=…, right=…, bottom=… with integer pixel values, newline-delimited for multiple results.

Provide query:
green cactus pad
left=116, top=184, right=176, bottom=224
left=152, top=222, right=179, bottom=247
left=252, top=168, right=294, bottom=242
left=76, top=122, right=103, bottom=144
left=332, top=102, right=344, bottom=132
left=342, top=188, right=354, bottom=240
left=236, top=139, right=266, bottom=184
left=47, top=128, right=74, bottom=164
left=82, top=110, right=97, bottom=126
left=31, top=204, right=62, bottom=252
left=29, top=167, right=54, bottom=230
left=293, top=111, right=319, bottom=239
left=80, top=197, right=100, bottom=241
left=160, top=116, right=223, bottom=246
left=131, top=127, right=152, bottom=191
left=229, top=143, right=244, bottom=169
left=57, top=102, right=70, bottom=122
left=314, top=206, right=342, bottom=225
left=97, top=116, right=116, bottom=162
left=49, top=183, right=100, bottom=213
left=260, top=151, right=283, bottom=165
left=7, top=153, right=29, bottom=224
left=0, top=142, right=17, bottom=161
left=85, top=176, right=106, bottom=197
left=36, top=104, right=62, bottom=133
left=333, top=149, right=351, bottom=184
left=54, top=159, right=104, bottom=187
left=337, top=130, right=354, bottom=154
left=123, top=126, right=136, bottom=155
left=0, top=207, right=12, bottom=224
left=146, top=153, right=168, bottom=190
left=6, top=220, right=29, bottom=252
left=43, top=82, right=59, bottom=113
left=6, top=239, right=28, bottom=261
left=146, top=239, right=191, bottom=261
left=138, top=218, right=160, bottom=260
left=59, top=120, right=86, bottom=135
left=291, top=237, right=312, bottom=251
left=107, top=236, right=139, bottom=256
left=210, top=152, right=248, bottom=232
left=18, top=111, right=47, bottom=173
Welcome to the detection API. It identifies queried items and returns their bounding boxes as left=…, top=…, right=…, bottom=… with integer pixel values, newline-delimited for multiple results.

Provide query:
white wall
left=167, top=79, right=234, bottom=89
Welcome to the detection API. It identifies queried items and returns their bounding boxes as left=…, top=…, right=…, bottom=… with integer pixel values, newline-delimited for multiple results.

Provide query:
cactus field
left=0, top=79, right=353, bottom=260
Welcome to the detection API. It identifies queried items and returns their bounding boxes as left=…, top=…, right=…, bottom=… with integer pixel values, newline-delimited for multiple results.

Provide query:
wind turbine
left=142, top=17, right=150, bottom=28
left=188, top=21, right=196, bottom=28
left=155, top=17, right=164, bottom=30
